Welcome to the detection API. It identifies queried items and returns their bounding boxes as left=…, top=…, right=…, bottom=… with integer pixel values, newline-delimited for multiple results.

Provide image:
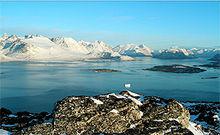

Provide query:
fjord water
left=0, top=58, right=219, bottom=112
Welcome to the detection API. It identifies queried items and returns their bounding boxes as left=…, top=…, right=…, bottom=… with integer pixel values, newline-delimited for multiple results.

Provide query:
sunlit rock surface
left=24, top=91, right=193, bottom=134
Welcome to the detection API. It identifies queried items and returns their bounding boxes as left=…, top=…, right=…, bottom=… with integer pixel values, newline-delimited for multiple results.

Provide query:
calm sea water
left=0, top=57, right=219, bottom=112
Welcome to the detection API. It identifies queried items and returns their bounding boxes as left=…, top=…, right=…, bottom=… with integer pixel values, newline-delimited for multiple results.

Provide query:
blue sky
left=0, top=2, right=219, bottom=49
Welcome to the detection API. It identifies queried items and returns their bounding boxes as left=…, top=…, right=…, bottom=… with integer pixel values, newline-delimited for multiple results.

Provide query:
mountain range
left=0, top=34, right=219, bottom=62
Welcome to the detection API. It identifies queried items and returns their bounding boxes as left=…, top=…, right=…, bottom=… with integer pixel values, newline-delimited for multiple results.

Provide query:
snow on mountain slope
left=153, top=47, right=220, bottom=59
left=0, top=35, right=88, bottom=61
left=1, top=35, right=47, bottom=60
left=153, top=47, right=194, bottom=59
left=113, top=44, right=152, bottom=57
left=78, top=40, right=125, bottom=59
left=190, top=48, right=220, bottom=58
left=0, top=33, right=9, bottom=42
left=0, top=51, right=15, bottom=62
left=1, top=34, right=219, bottom=62
left=79, top=40, right=113, bottom=54
left=0, top=34, right=134, bottom=61
left=23, top=35, right=56, bottom=48
left=0, top=43, right=32, bottom=61
left=51, top=37, right=89, bottom=54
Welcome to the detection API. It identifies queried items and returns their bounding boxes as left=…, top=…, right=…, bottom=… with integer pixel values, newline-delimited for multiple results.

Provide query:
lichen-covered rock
left=24, top=123, right=53, bottom=135
left=23, top=91, right=193, bottom=135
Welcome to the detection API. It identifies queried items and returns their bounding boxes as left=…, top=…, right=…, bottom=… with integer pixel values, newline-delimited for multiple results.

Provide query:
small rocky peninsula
left=0, top=91, right=219, bottom=135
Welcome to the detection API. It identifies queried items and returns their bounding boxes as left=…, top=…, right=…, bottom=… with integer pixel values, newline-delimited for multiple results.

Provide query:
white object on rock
left=110, top=109, right=119, bottom=114
left=90, top=97, right=103, bottom=105
left=126, top=90, right=141, bottom=97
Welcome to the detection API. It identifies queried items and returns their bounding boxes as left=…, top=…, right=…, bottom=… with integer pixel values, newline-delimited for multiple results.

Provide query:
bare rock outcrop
left=24, top=91, right=193, bottom=135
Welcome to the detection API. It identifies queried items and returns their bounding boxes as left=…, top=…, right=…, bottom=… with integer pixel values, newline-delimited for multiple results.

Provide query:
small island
left=143, top=64, right=206, bottom=73
left=199, top=61, right=220, bottom=68
left=201, top=76, right=219, bottom=79
left=92, top=69, right=121, bottom=72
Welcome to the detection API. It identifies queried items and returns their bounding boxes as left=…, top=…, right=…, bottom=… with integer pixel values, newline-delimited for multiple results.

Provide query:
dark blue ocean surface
left=0, top=58, right=219, bottom=112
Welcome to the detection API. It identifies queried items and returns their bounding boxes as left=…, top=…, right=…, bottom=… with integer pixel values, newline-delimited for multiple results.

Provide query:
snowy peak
left=24, top=34, right=45, bottom=39
left=51, top=37, right=89, bottom=54
left=51, top=37, right=78, bottom=46
left=153, top=47, right=220, bottom=59
left=79, top=40, right=113, bottom=54
left=113, top=44, right=152, bottom=57
left=138, top=44, right=147, bottom=48
left=7, top=35, right=20, bottom=42
left=165, top=48, right=193, bottom=56
left=0, top=33, right=9, bottom=41
left=153, top=47, right=195, bottom=59
left=190, top=48, right=220, bottom=58
left=1, top=34, right=220, bottom=61
left=0, top=34, right=132, bottom=61
left=22, top=35, right=56, bottom=48
left=94, top=40, right=105, bottom=45
left=79, top=40, right=124, bottom=59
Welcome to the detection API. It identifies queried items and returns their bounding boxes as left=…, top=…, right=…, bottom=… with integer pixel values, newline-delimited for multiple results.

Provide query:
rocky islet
left=143, top=64, right=206, bottom=73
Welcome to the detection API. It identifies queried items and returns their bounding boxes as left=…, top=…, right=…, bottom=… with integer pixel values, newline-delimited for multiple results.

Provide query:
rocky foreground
left=0, top=91, right=219, bottom=135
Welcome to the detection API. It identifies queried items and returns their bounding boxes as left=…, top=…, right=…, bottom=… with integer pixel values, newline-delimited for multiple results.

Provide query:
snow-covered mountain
left=113, top=44, right=152, bottom=57
left=152, top=47, right=220, bottom=59
left=1, top=34, right=219, bottom=62
left=79, top=40, right=113, bottom=54
left=51, top=37, right=89, bottom=54
left=152, top=47, right=194, bottom=59
left=78, top=40, right=135, bottom=60
left=1, top=34, right=78, bottom=61
left=0, top=35, right=38, bottom=60
left=0, top=34, right=134, bottom=62
left=190, top=48, right=220, bottom=58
